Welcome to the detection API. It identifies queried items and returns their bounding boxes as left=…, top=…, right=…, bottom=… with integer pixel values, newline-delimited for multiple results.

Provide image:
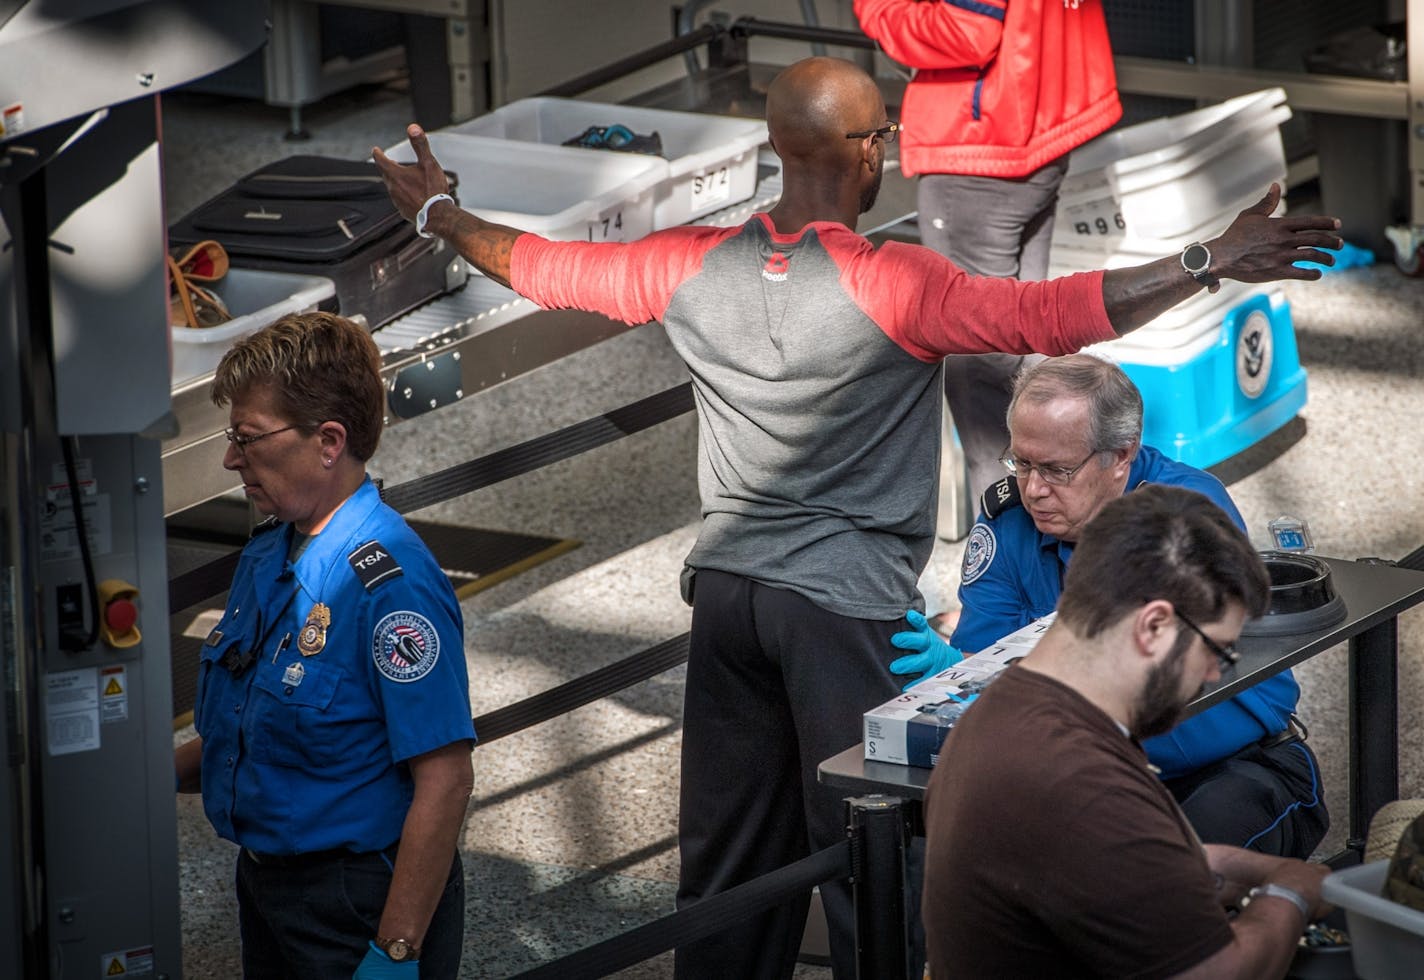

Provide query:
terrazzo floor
left=160, top=74, right=1424, bottom=979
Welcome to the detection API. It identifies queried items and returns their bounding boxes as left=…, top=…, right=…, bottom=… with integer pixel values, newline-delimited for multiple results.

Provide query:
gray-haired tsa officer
left=174, top=312, right=475, bottom=979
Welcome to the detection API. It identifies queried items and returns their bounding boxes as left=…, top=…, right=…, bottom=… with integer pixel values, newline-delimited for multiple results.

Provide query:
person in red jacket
left=855, top=0, right=1123, bottom=506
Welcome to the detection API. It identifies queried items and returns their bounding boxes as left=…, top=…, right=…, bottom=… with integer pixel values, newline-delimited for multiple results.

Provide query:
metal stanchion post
left=1348, top=616, right=1399, bottom=852
left=848, top=795, right=914, bottom=980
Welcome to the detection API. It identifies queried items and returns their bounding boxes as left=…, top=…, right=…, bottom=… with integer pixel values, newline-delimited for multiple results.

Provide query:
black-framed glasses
left=999, top=448, right=1101, bottom=487
left=845, top=121, right=901, bottom=144
left=223, top=424, right=299, bottom=454
left=1175, top=610, right=1241, bottom=672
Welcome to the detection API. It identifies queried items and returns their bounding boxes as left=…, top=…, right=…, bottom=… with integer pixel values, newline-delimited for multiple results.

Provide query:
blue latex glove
left=889, top=609, right=963, bottom=692
left=354, top=941, right=419, bottom=980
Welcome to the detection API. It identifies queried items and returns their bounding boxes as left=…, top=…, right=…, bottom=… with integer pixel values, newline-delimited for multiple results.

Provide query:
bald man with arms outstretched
left=376, top=57, right=1341, bottom=980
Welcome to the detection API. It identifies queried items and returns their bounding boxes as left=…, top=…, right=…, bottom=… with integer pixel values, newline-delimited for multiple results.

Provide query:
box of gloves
left=862, top=614, right=1054, bottom=768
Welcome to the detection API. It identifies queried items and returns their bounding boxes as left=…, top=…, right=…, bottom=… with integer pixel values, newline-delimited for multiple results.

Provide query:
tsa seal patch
left=961, top=525, right=997, bottom=585
left=1235, top=309, right=1273, bottom=399
left=372, top=611, right=440, bottom=683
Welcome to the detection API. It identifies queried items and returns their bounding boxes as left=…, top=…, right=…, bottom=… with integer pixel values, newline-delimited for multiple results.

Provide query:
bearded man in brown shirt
left=921, top=485, right=1331, bottom=980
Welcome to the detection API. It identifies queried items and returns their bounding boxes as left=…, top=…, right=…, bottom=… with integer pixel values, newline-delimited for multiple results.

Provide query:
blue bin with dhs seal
left=1108, top=289, right=1306, bottom=469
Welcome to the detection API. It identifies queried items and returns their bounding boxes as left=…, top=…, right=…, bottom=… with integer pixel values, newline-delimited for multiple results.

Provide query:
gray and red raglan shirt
left=511, top=213, right=1114, bottom=621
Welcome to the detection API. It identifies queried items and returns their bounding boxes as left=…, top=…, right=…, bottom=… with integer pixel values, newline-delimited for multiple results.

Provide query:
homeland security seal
left=961, top=524, right=997, bottom=585
left=372, top=610, right=440, bottom=683
left=1235, top=309, right=1273, bottom=399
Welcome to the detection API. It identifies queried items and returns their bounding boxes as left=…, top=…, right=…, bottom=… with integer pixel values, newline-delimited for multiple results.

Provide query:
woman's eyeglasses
left=223, top=424, right=298, bottom=455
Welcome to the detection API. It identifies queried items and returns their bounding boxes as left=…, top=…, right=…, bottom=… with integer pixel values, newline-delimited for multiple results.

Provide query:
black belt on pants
left=244, top=840, right=398, bottom=868
left=1252, top=714, right=1308, bottom=754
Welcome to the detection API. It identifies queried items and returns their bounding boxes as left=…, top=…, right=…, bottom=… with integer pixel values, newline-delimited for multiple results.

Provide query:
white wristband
left=415, top=193, right=453, bottom=239
left=1247, top=883, right=1311, bottom=928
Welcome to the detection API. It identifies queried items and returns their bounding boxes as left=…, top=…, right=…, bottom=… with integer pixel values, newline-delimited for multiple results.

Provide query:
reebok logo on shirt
left=761, top=252, right=789, bottom=282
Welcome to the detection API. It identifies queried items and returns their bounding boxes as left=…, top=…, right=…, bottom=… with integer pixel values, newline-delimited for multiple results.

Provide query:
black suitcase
left=168, top=156, right=467, bottom=330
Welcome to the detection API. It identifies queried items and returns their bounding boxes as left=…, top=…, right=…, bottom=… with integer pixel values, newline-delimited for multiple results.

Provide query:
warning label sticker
left=41, top=459, right=111, bottom=563
left=100, top=945, right=154, bottom=977
left=100, top=665, right=128, bottom=724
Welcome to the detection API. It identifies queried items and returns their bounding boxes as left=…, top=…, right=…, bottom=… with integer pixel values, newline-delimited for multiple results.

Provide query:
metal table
left=822, top=556, right=1424, bottom=845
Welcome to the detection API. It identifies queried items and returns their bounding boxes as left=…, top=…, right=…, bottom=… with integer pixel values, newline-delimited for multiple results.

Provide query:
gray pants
left=917, top=157, right=1070, bottom=504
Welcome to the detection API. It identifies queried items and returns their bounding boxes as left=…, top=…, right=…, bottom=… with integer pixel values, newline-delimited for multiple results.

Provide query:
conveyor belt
left=371, top=275, right=531, bottom=352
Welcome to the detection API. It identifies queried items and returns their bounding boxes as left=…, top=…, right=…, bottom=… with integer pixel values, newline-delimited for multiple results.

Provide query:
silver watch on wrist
left=1246, top=883, right=1311, bottom=927
left=1180, top=241, right=1219, bottom=289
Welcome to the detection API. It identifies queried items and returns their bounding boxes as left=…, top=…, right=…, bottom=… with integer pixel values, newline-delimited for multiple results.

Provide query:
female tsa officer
left=175, top=312, right=474, bottom=979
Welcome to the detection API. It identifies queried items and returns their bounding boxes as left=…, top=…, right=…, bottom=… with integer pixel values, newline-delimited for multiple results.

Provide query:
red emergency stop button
left=106, top=597, right=138, bottom=634
left=97, top=578, right=142, bottom=649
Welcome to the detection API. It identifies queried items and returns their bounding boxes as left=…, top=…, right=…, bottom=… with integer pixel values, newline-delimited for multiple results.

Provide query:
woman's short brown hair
left=211, top=311, right=385, bottom=461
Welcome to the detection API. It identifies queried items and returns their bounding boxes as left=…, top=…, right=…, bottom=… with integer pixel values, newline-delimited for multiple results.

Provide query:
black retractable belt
left=168, top=551, right=242, bottom=621
left=169, top=383, right=695, bottom=615
left=379, top=382, right=694, bottom=516
left=472, top=633, right=690, bottom=744
left=508, top=841, right=852, bottom=979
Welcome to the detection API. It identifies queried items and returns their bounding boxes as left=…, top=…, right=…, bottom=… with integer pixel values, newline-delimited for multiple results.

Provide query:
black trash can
left=1303, top=23, right=1409, bottom=258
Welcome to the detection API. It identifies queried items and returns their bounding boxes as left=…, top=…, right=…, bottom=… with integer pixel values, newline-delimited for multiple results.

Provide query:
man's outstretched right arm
left=372, top=124, right=522, bottom=288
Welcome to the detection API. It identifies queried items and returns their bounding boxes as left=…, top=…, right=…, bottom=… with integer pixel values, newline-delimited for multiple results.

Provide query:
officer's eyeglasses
left=845, top=121, right=901, bottom=144
left=224, top=424, right=299, bottom=455
left=1175, top=610, right=1241, bottom=673
left=999, top=448, right=1101, bottom=487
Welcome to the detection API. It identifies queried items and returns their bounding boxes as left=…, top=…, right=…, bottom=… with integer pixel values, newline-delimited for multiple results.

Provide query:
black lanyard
left=222, top=581, right=303, bottom=679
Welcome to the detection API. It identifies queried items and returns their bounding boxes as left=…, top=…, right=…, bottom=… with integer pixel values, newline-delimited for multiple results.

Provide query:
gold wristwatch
left=376, top=936, right=420, bottom=962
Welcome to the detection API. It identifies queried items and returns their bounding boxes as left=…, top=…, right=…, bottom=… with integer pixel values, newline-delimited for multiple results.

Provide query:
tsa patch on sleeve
left=372, top=611, right=441, bottom=683
left=348, top=540, right=403, bottom=591
left=961, top=524, right=997, bottom=585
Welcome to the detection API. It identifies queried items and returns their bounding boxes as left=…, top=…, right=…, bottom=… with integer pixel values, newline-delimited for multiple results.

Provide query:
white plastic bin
left=449, top=97, right=768, bottom=228
left=1048, top=199, right=1275, bottom=273
left=1053, top=88, right=1290, bottom=256
left=1321, top=860, right=1424, bottom=980
left=170, top=268, right=335, bottom=385
left=383, top=132, right=663, bottom=246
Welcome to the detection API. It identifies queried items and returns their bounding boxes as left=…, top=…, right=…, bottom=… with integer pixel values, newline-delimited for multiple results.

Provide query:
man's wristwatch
left=1245, top=883, right=1311, bottom=928
left=1180, top=241, right=1219, bottom=289
left=375, top=936, right=420, bottom=962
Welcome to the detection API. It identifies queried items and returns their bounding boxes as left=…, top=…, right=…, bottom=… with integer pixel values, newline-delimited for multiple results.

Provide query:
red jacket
left=855, top=0, right=1122, bottom=179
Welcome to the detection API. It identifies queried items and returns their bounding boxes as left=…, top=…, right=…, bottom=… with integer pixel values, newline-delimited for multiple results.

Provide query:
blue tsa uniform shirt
left=951, top=445, right=1299, bottom=778
left=195, top=477, right=475, bottom=855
